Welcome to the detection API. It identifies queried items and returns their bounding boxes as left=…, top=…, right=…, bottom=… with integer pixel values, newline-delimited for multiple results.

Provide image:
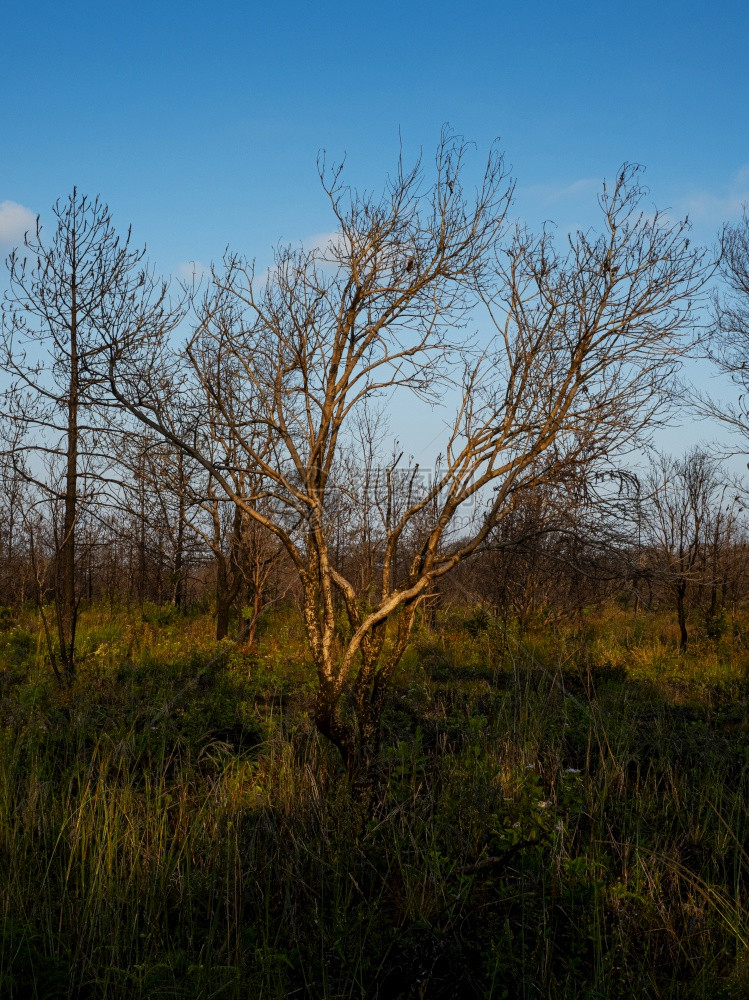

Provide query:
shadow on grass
left=1, top=628, right=749, bottom=997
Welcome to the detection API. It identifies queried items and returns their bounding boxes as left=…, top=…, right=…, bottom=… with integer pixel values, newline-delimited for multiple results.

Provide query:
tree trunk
left=173, top=451, right=186, bottom=609
left=215, top=554, right=232, bottom=640
left=58, top=257, right=79, bottom=679
left=238, top=584, right=263, bottom=652
left=676, top=580, right=688, bottom=650
left=173, top=518, right=185, bottom=609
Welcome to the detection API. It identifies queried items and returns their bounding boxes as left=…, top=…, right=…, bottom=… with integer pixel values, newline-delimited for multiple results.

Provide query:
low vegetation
left=1, top=601, right=748, bottom=998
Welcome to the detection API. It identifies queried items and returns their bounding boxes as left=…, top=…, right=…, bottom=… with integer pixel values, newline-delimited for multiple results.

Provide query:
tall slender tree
left=0, top=190, right=181, bottom=679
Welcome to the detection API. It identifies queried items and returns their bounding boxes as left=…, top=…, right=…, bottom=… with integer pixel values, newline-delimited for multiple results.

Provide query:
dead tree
left=0, top=191, right=182, bottom=679
left=639, top=449, right=741, bottom=648
left=104, top=136, right=708, bottom=792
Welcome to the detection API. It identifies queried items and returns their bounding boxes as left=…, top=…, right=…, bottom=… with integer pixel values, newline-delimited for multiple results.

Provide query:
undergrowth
left=0, top=603, right=748, bottom=997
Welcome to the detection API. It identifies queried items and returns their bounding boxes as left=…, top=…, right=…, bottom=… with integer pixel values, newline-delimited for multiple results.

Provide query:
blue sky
left=3, top=0, right=747, bottom=267
left=2, top=0, right=748, bottom=458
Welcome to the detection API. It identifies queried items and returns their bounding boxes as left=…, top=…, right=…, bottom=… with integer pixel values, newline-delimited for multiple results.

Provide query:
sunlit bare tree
left=104, top=135, right=708, bottom=792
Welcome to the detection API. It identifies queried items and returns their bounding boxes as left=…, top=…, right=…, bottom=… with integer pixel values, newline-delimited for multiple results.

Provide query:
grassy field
left=1, top=602, right=748, bottom=998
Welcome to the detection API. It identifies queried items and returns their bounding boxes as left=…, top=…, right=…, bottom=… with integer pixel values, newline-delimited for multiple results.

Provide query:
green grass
left=0, top=603, right=748, bottom=997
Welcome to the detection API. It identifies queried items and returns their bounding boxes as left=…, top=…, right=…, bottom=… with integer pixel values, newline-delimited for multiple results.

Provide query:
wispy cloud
left=176, top=231, right=343, bottom=290
left=513, top=177, right=604, bottom=238
left=679, top=167, right=749, bottom=226
left=518, top=177, right=600, bottom=206
left=0, top=200, right=36, bottom=250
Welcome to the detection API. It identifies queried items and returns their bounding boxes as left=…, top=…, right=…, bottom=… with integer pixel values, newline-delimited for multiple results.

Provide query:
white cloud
left=301, top=229, right=344, bottom=255
left=0, top=200, right=36, bottom=250
left=252, top=230, right=344, bottom=287
left=176, top=259, right=210, bottom=283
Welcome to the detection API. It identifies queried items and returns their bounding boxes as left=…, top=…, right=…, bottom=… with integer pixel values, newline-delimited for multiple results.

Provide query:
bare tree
left=104, top=135, right=707, bottom=792
left=115, top=430, right=203, bottom=607
left=0, top=191, right=182, bottom=679
left=691, top=210, right=749, bottom=449
left=637, top=449, right=738, bottom=649
left=175, top=468, right=288, bottom=644
left=0, top=428, right=32, bottom=608
left=153, top=298, right=290, bottom=641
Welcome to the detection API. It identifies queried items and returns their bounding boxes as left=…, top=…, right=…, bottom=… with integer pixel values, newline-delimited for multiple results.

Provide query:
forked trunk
left=314, top=684, right=357, bottom=771
left=238, top=586, right=263, bottom=652
left=311, top=606, right=418, bottom=825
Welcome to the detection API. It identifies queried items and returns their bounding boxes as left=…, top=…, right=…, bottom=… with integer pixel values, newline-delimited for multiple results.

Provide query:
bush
left=141, top=601, right=181, bottom=627
left=463, top=606, right=491, bottom=637
left=0, top=627, right=35, bottom=668
left=705, top=608, right=729, bottom=641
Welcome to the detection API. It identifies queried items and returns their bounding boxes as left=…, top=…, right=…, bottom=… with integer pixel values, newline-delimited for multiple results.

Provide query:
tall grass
left=0, top=604, right=748, bottom=997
